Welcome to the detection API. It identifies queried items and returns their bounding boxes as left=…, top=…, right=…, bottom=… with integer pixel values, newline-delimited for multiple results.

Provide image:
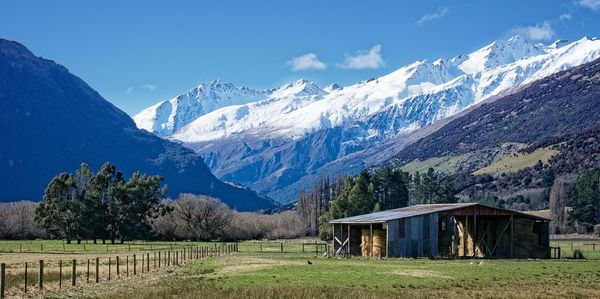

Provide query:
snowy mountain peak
left=458, top=35, right=544, bottom=74
left=270, top=79, right=324, bottom=98
left=133, top=80, right=267, bottom=137
left=135, top=36, right=600, bottom=146
left=548, top=39, right=569, bottom=49
left=324, top=83, right=343, bottom=93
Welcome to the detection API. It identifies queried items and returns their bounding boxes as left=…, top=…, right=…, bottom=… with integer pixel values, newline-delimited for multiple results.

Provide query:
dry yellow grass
left=473, top=146, right=559, bottom=177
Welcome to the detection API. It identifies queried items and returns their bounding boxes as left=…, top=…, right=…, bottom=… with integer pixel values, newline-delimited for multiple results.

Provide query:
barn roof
left=329, top=203, right=550, bottom=224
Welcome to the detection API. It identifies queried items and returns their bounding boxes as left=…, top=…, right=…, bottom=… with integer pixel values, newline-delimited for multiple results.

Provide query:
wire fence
left=0, top=243, right=237, bottom=298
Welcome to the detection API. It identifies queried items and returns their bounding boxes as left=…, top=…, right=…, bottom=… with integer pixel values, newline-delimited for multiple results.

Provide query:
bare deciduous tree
left=174, top=194, right=232, bottom=241
left=549, top=177, right=569, bottom=234
left=0, top=201, right=46, bottom=239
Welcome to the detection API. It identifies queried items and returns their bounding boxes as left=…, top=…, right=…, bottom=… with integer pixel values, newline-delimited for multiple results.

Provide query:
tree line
left=7, top=162, right=305, bottom=242
left=296, top=167, right=458, bottom=239
left=35, top=162, right=168, bottom=244
left=549, top=169, right=600, bottom=234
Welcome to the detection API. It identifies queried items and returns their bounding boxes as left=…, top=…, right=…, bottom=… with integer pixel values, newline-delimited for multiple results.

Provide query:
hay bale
left=372, top=230, right=386, bottom=258
left=360, top=229, right=371, bottom=257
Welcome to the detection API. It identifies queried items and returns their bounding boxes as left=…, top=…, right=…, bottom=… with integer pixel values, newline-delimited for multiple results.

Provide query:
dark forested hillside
left=0, top=39, right=274, bottom=211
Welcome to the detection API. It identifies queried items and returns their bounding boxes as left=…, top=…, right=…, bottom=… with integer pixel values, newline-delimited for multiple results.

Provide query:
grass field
left=49, top=251, right=600, bottom=299
left=1, top=240, right=600, bottom=298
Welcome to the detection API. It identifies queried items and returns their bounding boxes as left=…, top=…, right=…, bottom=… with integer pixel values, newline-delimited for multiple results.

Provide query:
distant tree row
left=35, top=162, right=169, bottom=244
left=294, top=167, right=458, bottom=240
left=153, top=194, right=305, bottom=241
left=296, top=176, right=343, bottom=236
left=1, top=194, right=306, bottom=242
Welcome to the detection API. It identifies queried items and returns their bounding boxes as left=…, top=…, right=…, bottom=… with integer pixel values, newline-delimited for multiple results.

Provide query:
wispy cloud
left=338, top=45, right=384, bottom=70
left=510, top=21, right=555, bottom=41
left=558, top=13, right=573, bottom=21
left=416, top=7, right=449, bottom=27
left=141, top=83, right=157, bottom=91
left=288, top=53, right=327, bottom=71
left=559, top=13, right=572, bottom=21
left=575, top=0, right=600, bottom=11
left=126, top=86, right=133, bottom=94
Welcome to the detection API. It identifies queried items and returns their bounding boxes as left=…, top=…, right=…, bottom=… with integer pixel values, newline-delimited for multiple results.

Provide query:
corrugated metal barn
left=330, top=203, right=550, bottom=259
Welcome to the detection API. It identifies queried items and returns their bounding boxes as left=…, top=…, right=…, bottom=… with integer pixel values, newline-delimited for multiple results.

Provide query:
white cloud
left=288, top=53, right=327, bottom=71
left=576, top=0, right=600, bottom=11
left=559, top=13, right=572, bottom=21
left=416, top=7, right=449, bottom=27
left=339, top=45, right=384, bottom=70
left=510, top=21, right=555, bottom=41
left=126, top=86, right=133, bottom=94
left=141, top=84, right=157, bottom=91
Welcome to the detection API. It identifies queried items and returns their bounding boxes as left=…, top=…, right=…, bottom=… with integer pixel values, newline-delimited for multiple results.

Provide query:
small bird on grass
left=307, top=260, right=312, bottom=265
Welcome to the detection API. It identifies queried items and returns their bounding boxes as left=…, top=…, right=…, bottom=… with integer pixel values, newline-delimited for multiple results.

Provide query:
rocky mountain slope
left=0, top=39, right=275, bottom=211
left=382, top=57, right=600, bottom=209
left=386, top=57, right=600, bottom=171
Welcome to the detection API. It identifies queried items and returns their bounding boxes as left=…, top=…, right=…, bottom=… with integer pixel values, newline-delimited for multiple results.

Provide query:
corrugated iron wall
left=386, top=213, right=438, bottom=258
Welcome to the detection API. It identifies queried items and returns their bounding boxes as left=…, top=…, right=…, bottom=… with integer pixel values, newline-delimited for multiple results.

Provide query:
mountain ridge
left=0, top=38, right=275, bottom=211
left=134, top=36, right=600, bottom=202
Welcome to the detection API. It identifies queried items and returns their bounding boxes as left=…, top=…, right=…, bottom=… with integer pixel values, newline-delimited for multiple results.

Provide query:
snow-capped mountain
left=134, top=36, right=600, bottom=202
left=133, top=80, right=269, bottom=137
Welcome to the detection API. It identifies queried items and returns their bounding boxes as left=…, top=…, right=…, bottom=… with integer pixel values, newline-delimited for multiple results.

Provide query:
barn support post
left=463, top=216, right=468, bottom=257
left=331, top=223, right=335, bottom=255
left=385, top=223, right=389, bottom=258
left=452, top=217, right=458, bottom=258
left=370, top=224, right=373, bottom=258
left=473, top=213, right=477, bottom=257
left=510, top=215, right=514, bottom=259
left=347, top=224, right=351, bottom=256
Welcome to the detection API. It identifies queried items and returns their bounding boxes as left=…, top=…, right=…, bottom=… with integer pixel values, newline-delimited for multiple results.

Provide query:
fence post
left=281, top=243, right=283, bottom=253
left=72, top=259, right=76, bottom=287
left=158, top=252, right=161, bottom=268
left=126, top=256, right=129, bottom=277
left=147, top=253, right=150, bottom=272
left=133, top=254, right=137, bottom=275
left=176, top=251, right=179, bottom=266
left=108, top=258, right=111, bottom=281
left=95, top=257, right=99, bottom=283
left=154, top=252, right=157, bottom=269
left=167, top=251, right=171, bottom=266
left=87, top=259, right=90, bottom=284
left=24, top=262, right=28, bottom=293
left=38, top=260, right=43, bottom=290
left=1, top=263, right=5, bottom=299
left=141, top=255, right=144, bottom=274
left=59, top=260, right=62, bottom=289
left=116, top=256, right=120, bottom=277
left=260, top=242, right=262, bottom=252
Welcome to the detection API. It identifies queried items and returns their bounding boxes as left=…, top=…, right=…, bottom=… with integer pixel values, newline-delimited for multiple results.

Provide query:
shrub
left=593, top=224, right=600, bottom=237
left=573, top=249, right=585, bottom=259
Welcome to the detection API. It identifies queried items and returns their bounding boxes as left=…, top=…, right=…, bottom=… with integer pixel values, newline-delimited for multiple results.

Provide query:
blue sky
left=1, top=0, right=600, bottom=115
